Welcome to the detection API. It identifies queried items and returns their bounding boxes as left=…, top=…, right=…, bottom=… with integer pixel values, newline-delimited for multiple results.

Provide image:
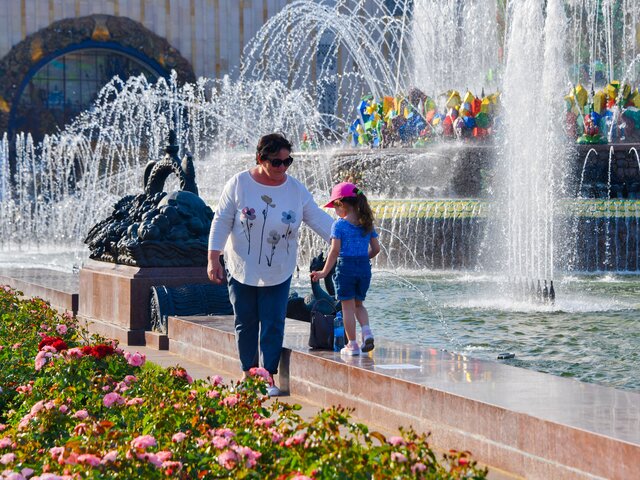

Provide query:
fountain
left=0, top=0, right=639, bottom=394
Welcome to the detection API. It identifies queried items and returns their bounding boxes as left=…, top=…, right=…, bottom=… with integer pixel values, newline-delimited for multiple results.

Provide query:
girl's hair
left=335, top=193, right=375, bottom=235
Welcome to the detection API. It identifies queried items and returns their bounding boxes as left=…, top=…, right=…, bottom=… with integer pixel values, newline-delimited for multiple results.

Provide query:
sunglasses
left=264, top=156, right=294, bottom=168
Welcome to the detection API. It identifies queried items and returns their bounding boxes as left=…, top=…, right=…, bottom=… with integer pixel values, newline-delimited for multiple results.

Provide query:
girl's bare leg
left=354, top=300, right=369, bottom=328
left=341, top=299, right=357, bottom=342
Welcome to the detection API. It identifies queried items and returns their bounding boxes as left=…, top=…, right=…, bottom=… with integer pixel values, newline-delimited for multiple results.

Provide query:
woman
left=208, top=133, right=333, bottom=396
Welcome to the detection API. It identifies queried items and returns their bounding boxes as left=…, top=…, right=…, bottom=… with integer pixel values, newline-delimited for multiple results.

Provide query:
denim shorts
left=334, top=256, right=372, bottom=301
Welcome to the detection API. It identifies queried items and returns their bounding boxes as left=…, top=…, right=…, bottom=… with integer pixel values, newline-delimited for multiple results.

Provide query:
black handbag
left=308, top=299, right=338, bottom=350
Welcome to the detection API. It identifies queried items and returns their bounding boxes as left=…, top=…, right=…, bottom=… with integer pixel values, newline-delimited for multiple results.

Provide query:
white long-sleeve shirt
left=208, top=170, right=333, bottom=286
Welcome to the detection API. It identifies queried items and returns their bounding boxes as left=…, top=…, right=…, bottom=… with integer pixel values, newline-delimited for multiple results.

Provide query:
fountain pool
left=291, top=271, right=640, bottom=393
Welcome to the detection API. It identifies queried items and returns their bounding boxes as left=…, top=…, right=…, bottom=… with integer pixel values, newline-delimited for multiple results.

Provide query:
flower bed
left=0, top=286, right=488, bottom=479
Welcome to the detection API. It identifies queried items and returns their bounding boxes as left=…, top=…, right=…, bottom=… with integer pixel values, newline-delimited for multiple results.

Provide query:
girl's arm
left=368, top=236, right=381, bottom=259
left=310, top=238, right=341, bottom=281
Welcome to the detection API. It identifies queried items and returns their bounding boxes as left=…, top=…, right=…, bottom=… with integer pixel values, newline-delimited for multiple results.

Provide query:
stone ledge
left=0, top=270, right=78, bottom=315
left=166, top=314, right=640, bottom=480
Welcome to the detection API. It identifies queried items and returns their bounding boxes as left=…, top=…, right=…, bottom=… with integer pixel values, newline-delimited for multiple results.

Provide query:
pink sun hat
left=323, top=182, right=359, bottom=208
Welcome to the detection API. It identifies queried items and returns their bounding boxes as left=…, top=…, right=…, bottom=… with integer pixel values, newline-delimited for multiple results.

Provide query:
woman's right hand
left=207, top=251, right=226, bottom=284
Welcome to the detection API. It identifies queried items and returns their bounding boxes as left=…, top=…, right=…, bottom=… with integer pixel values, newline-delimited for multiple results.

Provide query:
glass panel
left=79, top=53, right=96, bottom=81
left=46, top=79, right=64, bottom=109
left=81, top=81, right=98, bottom=105
left=65, top=80, right=81, bottom=110
left=48, top=58, right=65, bottom=80
left=13, top=48, right=161, bottom=140
left=65, top=53, right=81, bottom=80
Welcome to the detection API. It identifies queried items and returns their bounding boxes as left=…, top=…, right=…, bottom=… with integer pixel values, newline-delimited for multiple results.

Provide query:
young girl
left=310, top=182, right=380, bottom=355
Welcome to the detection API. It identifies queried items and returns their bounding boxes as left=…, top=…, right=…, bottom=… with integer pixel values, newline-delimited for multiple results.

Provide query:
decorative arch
left=0, top=14, right=195, bottom=135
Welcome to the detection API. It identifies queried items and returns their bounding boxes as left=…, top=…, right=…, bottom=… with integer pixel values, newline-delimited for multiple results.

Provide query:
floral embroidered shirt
left=208, top=170, right=333, bottom=286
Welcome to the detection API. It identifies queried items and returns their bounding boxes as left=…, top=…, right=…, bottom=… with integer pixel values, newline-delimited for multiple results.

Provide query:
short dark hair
left=256, top=133, right=292, bottom=163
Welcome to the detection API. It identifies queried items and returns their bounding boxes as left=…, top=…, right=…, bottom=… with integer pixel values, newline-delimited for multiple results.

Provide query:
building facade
left=0, top=0, right=294, bottom=138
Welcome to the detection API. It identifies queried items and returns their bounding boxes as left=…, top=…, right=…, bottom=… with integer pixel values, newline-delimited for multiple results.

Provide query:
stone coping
left=168, top=315, right=640, bottom=480
left=0, top=268, right=79, bottom=314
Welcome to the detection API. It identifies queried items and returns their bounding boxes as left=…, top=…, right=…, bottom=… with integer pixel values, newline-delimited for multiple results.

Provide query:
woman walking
left=208, top=133, right=333, bottom=396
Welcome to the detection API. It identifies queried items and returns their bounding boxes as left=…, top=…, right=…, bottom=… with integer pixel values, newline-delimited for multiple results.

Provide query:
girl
left=310, top=182, right=380, bottom=355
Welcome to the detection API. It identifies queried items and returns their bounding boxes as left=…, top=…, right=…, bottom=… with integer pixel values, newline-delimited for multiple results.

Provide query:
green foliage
left=0, top=286, right=488, bottom=479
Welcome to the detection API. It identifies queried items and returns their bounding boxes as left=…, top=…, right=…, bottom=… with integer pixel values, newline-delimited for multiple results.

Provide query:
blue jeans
left=227, top=276, right=292, bottom=375
left=334, top=256, right=371, bottom=301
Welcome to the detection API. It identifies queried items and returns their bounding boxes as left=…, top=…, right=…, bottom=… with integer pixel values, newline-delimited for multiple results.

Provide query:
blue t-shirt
left=330, top=218, right=378, bottom=257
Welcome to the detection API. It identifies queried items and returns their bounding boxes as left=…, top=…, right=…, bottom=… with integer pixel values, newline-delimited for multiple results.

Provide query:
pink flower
left=172, top=432, right=187, bottom=443
left=412, top=462, right=427, bottom=473
left=221, top=395, right=239, bottom=407
left=211, top=436, right=230, bottom=449
left=291, top=476, right=313, bottom=480
left=0, top=452, right=15, bottom=464
left=213, top=428, right=235, bottom=438
left=21, top=467, right=34, bottom=477
left=58, top=405, right=68, bottom=414
left=65, top=452, right=79, bottom=465
left=49, top=447, right=64, bottom=459
left=171, top=368, right=193, bottom=383
left=64, top=347, right=83, bottom=359
left=248, top=367, right=273, bottom=385
left=77, top=454, right=101, bottom=467
left=210, top=375, right=223, bottom=386
left=55, top=325, right=67, bottom=335
left=284, top=432, right=306, bottom=447
left=137, top=452, right=162, bottom=467
left=30, top=401, right=45, bottom=415
left=44, top=401, right=56, bottom=410
left=124, top=375, right=138, bottom=384
left=217, top=449, right=238, bottom=470
left=34, top=351, right=49, bottom=371
left=124, top=351, right=146, bottom=367
left=103, top=392, right=124, bottom=408
left=156, top=451, right=172, bottom=462
left=101, top=450, right=117, bottom=464
left=232, top=445, right=261, bottom=468
left=72, top=410, right=88, bottom=420
left=207, top=390, right=220, bottom=398
left=131, top=435, right=157, bottom=450
left=254, top=417, right=276, bottom=427
left=0, top=436, right=12, bottom=448
left=388, top=436, right=405, bottom=446
left=391, top=452, right=407, bottom=463
left=15, top=385, right=32, bottom=395
left=125, top=397, right=145, bottom=406
left=162, top=460, right=183, bottom=471
left=269, top=429, right=283, bottom=443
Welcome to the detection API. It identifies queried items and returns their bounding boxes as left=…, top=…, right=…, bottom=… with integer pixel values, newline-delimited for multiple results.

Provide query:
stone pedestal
left=78, top=259, right=209, bottom=346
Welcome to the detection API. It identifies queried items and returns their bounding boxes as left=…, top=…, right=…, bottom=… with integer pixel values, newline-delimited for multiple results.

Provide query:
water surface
left=291, top=271, right=640, bottom=392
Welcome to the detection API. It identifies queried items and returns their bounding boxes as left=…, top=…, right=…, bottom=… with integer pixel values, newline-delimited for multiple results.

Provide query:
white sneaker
left=266, top=385, right=282, bottom=397
left=340, top=343, right=361, bottom=356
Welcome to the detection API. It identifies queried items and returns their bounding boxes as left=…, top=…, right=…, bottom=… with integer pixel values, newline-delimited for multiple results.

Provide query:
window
left=13, top=48, right=160, bottom=140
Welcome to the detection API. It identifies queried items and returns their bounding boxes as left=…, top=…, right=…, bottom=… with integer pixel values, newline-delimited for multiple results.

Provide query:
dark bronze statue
left=84, top=131, right=213, bottom=267
left=286, top=252, right=340, bottom=322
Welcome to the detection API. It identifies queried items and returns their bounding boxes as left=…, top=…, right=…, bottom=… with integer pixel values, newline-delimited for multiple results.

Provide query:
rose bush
left=0, top=286, right=488, bottom=479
